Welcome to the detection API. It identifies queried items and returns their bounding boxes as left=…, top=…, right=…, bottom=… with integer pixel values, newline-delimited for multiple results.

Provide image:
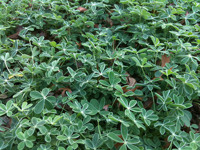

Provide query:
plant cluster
left=0, top=0, right=200, bottom=149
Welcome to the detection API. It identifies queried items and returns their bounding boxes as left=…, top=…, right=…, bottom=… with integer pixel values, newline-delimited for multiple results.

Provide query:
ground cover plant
left=0, top=0, right=200, bottom=149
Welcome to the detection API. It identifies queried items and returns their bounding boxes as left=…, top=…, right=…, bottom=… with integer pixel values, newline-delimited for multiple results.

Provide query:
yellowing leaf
left=8, top=74, right=23, bottom=79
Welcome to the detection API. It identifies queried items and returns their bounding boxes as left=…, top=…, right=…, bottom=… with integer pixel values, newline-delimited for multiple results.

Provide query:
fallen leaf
left=27, top=0, right=33, bottom=8
left=0, top=116, right=12, bottom=132
left=77, top=61, right=83, bottom=68
left=143, top=99, right=153, bottom=109
left=8, top=31, right=20, bottom=39
left=76, top=42, right=82, bottom=49
left=161, top=54, right=170, bottom=67
left=8, top=26, right=24, bottom=39
left=94, top=24, right=99, bottom=28
left=106, top=18, right=113, bottom=27
left=39, top=31, right=47, bottom=37
left=126, top=73, right=136, bottom=87
left=163, top=137, right=171, bottom=149
left=122, top=86, right=139, bottom=93
left=152, top=54, right=171, bottom=80
left=183, top=125, right=190, bottom=133
left=0, top=94, right=8, bottom=99
left=135, top=96, right=143, bottom=101
left=28, top=3, right=32, bottom=7
left=113, top=100, right=121, bottom=108
left=122, top=72, right=139, bottom=93
left=59, top=87, right=72, bottom=97
left=103, top=105, right=109, bottom=111
left=77, top=7, right=87, bottom=12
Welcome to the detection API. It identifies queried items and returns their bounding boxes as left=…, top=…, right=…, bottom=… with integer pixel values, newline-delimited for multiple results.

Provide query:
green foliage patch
left=0, top=0, right=200, bottom=149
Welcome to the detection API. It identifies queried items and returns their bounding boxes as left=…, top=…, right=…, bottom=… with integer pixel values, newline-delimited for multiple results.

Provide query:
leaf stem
left=141, top=67, right=146, bottom=79
left=4, top=60, right=11, bottom=74
left=151, top=90, right=156, bottom=111
left=97, top=119, right=102, bottom=138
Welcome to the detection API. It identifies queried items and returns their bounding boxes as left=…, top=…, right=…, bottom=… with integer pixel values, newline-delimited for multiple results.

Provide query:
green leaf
left=38, top=126, right=47, bottom=134
left=85, top=139, right=93, bottom=149
left=45, top=134, right=51, bottom=142
left=25, top=141, right=33, bottom=148
left=107, top=133, right=124, bottom=143
left=108, top=72, right=115, bottom=85
left=17, top=132, right=25, bottom=140
left=34, top=100, right=45, bottom=114
left=129, top=100, right=137, bottom=107
left=30, top=91, right=42, bottom=99
left=27, top=128, right=34, bottom=136
left=133, top=90, right=143, bottom=96
left=22, top=102, right=32, bottom=110
left=42, top=88, right=50, bottom=97
left=127, top=137, right=140, bottom=144
left=132, top=57, right=141, bottom=66
left=50, top=41, right=57, bottom=47
left=58, top=147, right=65, bottom=150
left=118, top=96, right=128, bottom=108
left=99, top=80, right=110, bottom=87
left=115, top=84, right=123, bottom=93
left=57, top=135, right=68, bottom=141
left=181, top=110, right=192, bottom=127
left=86, top=21, right=94, bottom=27
left=119, top=144, right=127, bottom=150
left=121, top=124, right=128, bottom=140
left=0, top=104, right=6, bottom=111
left=17, top=142, right=25, bottom=150
left=127, top=144, right=140, bottom=150
left=124, top=91, right=134, bottom=96
left=67, top=67, right=76, bottom=77
left=45, top=99, right=53, bottom=110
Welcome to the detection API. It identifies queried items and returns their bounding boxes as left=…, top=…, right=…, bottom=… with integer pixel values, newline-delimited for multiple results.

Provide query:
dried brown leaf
left=8, top=31, right=20, bottom=39
left=76, top=42, right=82, bottom=49
left=122, top=72, right=139, bottom=93
left=103, top=105, right=109, bottom=111
left=161, top=54, right=170, bottom=67
left=106, top=18, right=113, bottom=27
left=77, top=7, right=87, bottom=12
left=143, top=99, right=153, bottom=109
left=94, top=24, right=99, bottom=28
left=0, top=94, right=8, bottom=99
left=8, top=26, right=24, bottom=39
left=59, top=87, right=72, bottom=97
left=126, top=72, right=136, bottom=87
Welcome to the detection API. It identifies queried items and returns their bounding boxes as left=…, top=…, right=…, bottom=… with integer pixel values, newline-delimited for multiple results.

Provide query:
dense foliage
left=0, top=0, right=200, bottom=149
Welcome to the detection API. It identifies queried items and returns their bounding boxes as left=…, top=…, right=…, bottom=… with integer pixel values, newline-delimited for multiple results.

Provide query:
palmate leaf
left=30, top=91, right=43, bottom=99
left=107, top=133, right=124, bottom=143
left=57, top=135, right=68, bottom=141
left=85, top=133, right=104, bottom=149
left=99, top=80, right=110, bottom=86
left=45, top=99, right=53, bottom=110
left=18, top=142, right=25, bottom=150
left=0, top=141, right=8, bottom=149
left=34, top=100, right=45, bottom=114
left=41, top=88, right=50, bottom=97
left=119, top=144, right=127, bottom=150
left=121, top=124, right=128, bottom=140
left=108, top=71, right=115, bottom=85
left=109, top=71, right=121, bottom=86
left=127, top=144, right=140, bottom=150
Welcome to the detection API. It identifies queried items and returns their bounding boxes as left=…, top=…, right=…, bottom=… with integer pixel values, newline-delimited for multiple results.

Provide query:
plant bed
left=0, top=0, right=200, bottom=149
